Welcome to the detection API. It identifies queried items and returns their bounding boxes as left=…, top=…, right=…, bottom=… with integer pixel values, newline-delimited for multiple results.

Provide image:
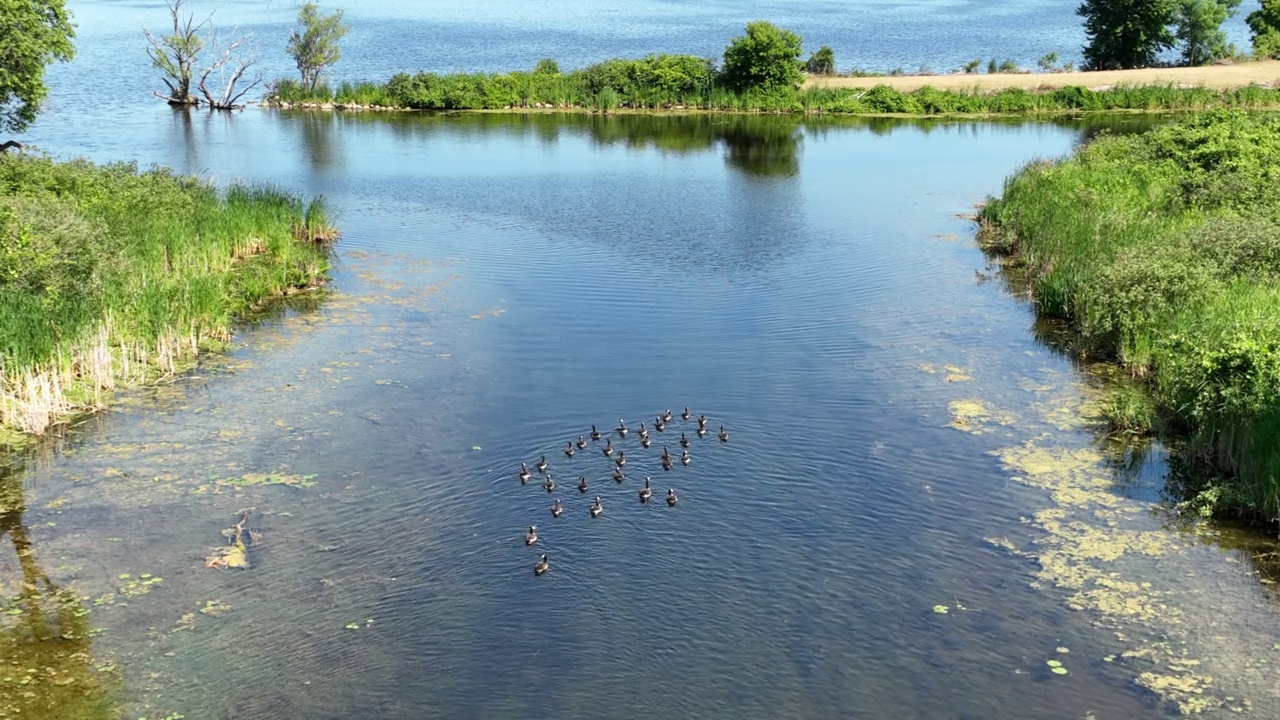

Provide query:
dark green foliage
left=806, top=46, right=836, bottom=75
left=962, top=59, right=982, bottom=74
left=1174, top=0, right=1242, bottom=65
left=721, top=21, right=804, bottom=91
left=533, top=58, right=560, bottom=75
left=1077, top=0, right=1176, bottom=68
left=287, top=2, right=350, bottom=91
left=1247, top=0, right=1280, bottom=58
left=979, top=111, right=1280, bottom=521
left=0, top=0, right=76, bottom=132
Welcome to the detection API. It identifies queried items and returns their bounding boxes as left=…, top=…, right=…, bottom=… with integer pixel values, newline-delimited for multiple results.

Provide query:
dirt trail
left=804, top=60, right=1280, bottom=92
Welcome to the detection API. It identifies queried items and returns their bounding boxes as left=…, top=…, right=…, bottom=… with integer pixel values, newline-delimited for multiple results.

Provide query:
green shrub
left=721, top=21, right=804, bottom=91
left=806, top=46, right=835, bottom=75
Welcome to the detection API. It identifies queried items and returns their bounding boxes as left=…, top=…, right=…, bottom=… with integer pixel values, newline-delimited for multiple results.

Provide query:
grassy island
left=0, top=154, right=335, bottom=440
left=979, top=111, right=1280, bottom=527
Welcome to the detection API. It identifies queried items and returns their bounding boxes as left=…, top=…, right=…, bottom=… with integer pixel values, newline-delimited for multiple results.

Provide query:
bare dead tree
left=143, top=0, right=209, bottom=106
left=197, top=32, right=262, bottom=110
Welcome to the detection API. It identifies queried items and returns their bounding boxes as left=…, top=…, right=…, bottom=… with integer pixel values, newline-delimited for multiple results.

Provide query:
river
left=3, top=2, right=1279, bottom=719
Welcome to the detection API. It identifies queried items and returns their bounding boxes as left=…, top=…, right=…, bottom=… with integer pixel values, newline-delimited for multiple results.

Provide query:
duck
left=679, top=432, right=690, bottom=448
left=543, top=474, right=556, bottom=492
left=662, top=409, right=673, bottom=423
left=638, top=422, right=649, bottom=440
left=681, top=406, right=692, bottom=421
left=613, top=467, right=626, bottom=483
left=696, top=425, right=707, bottom=438
left=550, top=499, right=563, bottom=517
left=564, top=442, right=575, bottom=458
left=639, top=477, right=653, bottom=502
left=534, top=554, right=549, bottom=575
left=616, top=419, right=629, bottom=437
left=576, top=434, right=587, bottom=449
left=662, top=456, right=674, bottom=472
left=697, top=414, right=708, bottom=429
left=654, top=415, right=666, bottom=432
left=641, top=435, right=652, bottom=449
left=578, top=476, right=589, bottom=493
left=590, top=425, right=601, bottom=441
left=525, top=525, right=538, bottom=545
left=615, top=451, right=627, bottom=468
left=681, top=449, right=691, bottom=465
left=719, top=426, right=729, bottom=442
left=602, top=439, right=614, bottom=456
left=590, top=496, right=603, bottom=518
left=660, top=447, right=672, bottom=462
left=667, top=488, right=678, bottom=506
left=519, top=463, right=531, bottom=484
left=536, top=455, right=548, bottom=473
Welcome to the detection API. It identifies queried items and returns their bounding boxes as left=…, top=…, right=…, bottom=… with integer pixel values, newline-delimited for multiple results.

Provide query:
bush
left=1247, top=0, right=1280, bottom=57
left=806, top=46, right=836, bottom=75
left=722, top=21, right=804, bottom=91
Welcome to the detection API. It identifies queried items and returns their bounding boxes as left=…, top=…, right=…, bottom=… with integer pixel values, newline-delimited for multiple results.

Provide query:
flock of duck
left=520, top=406, right=729, bottom=576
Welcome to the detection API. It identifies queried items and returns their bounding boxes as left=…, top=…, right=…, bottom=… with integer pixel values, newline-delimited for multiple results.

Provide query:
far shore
left=805, top=60, right=1280, bottom=92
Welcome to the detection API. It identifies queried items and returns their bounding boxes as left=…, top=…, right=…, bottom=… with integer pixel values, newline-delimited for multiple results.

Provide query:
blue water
left=3, top=2, right=1278, bottom=719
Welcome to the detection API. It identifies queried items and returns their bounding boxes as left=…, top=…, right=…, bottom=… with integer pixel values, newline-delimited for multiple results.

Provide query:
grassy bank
left=267, top=58, right=1280, bottom=115
left=978, top=111, right=1280, bottom=527
left=0, top=153, right=335, bottom=439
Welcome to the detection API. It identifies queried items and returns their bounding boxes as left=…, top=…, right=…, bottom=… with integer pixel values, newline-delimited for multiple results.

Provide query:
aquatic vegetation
left=980, top=111, right=1280, bottom=525
left=215, top=472, right=317, bottom=489
left=0, top=154, right=337, bottom=437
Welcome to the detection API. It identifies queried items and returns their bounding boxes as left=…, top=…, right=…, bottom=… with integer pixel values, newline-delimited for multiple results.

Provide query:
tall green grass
left=979, top=111, right=1280, bottom=528
left=0, top=154, right=336, bottom=437
left=267, top=57, right=1280, bottom=115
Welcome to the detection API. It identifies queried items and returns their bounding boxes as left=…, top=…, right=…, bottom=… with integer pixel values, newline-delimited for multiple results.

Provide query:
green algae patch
left=216, top=472, right=317, bottom=489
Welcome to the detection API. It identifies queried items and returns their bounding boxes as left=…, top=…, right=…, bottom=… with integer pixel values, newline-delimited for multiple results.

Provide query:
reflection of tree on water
left=0, top=466, right=114, bottom=719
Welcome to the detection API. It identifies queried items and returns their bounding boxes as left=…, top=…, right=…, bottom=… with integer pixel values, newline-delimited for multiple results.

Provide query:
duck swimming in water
left=697, top=415, right=708, bottom=429
left=564, top=442, right=575, bottom=458
left=641, top=435, right=652, bottom=449
left=639, top=477, right=653, bottom=502
left=654, top=416, right=666, bottom=432
left=590, top=496, right=603, bottom=518
left=719, top=426, right=729, bottom=443
left=667, top=488, right=678, bottom=506
left=536, top=455, right=548, bottom=473
left=615, top=451, right=626, bottom=468
left=613, top=467, right=626, bottom=483
left=543, top=474, right=556, bottom=492
left=550, top=499, right=563, bottom=517
left=578, top=476, right=589, bottom=493
left=662, top=409, right=673, bottom=423
left=662, top=456, right=674, bottom=472
left=602, top=439, right=613, bottom=456
left=638, top=422, right=649, bottom=440
left=679, top=432, right=690, bottom=448
left=576, top=435, right=587, bottom=449
left=616, top=419, right=629, bottom=437
left=519, top=463, right=531, bottom=484
left=696, top=426, right=707, bottom=438
left=681, top=406, right=692, bottom=421
left=534, top=554, right=549, bottom=575
left=525, top=525, right=538, bottom=545
left=681, top=449, right=691, bottom=465
left=590, top=425, right=601, bottom=441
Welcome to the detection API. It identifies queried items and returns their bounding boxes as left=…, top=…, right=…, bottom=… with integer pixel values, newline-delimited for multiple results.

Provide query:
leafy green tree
left=721, top=21, right=803, bottom=91
left=1077, top=0, right=1176, bottom=69
left=1248, top=0, right=1280, bottom=58
left=1175, top=0, right=1241, bottom=65
left=287, top=2, right=350, bottom=92
left=143, top=0, right=204, bottom=106
left=805, top=46, right=836, bottom=75
left=533, top=58, right=560, bottom=75
left=0, top=0, right=75, bottom=134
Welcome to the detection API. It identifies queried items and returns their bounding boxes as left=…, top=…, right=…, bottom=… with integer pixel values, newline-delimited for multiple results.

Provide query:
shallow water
left=4, top=2, right=1280, bottom=719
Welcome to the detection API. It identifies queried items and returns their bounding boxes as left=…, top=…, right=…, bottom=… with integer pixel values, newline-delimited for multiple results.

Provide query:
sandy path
left=804, top=61, right=1280, bottom=92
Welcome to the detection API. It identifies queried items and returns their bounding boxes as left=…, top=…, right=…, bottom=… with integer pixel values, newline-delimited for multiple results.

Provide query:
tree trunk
left=0, top=141, right=24, bottom=153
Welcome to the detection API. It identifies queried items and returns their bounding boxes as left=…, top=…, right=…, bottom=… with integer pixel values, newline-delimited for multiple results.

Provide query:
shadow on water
left=0, top=466, right=116, bottom=719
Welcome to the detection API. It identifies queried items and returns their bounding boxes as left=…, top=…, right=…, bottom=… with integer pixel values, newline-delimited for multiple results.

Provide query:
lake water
left=4, top=2, right=1280, bottom=719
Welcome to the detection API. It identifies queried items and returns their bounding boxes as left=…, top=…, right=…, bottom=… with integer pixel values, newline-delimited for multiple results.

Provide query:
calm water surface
left=2, top=2, right=1280, bottom=720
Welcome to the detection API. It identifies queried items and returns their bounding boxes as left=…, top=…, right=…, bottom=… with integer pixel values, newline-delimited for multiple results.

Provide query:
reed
left=0, top=154, right=336, bottom=438
left=979, top=111, right=1280, bottom=527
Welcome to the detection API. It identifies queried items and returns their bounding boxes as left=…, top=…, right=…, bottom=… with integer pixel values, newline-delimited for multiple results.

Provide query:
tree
left=0, top=0, right=76, bottom=134
left=197, top=31, right=261, bottom=109
left=287, top=3, right=349, bottom=92
left=1174, top=0, right=1241, bottom=65
left=144, top=0, right=205, bottom=105
left=1077, top=0, right=1176, bottom=69
left=721, top=21, right=803, bottom=91
left=1248, top=0, right=1280, bottom=58
left=805, top=46, right=836, bottom=75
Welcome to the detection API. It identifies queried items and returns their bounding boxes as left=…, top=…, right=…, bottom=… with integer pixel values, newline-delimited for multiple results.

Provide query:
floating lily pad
left=932, top=605, right=949, bottom=614
left=344, top=621, right=360, bottom=630
left=1056, top=646, right=1069, bottom=654
left=1051, top=666, right=1069, bottom=675
left=1046, top=659, right=1063, bottom=668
